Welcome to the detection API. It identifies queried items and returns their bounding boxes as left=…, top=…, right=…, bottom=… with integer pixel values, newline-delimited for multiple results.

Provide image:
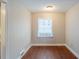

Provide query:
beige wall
left=6, top=0, right=31, bottom=59
left=66, top=3, right=79, bottom=58
left=32, top=12, right=65, bottom=44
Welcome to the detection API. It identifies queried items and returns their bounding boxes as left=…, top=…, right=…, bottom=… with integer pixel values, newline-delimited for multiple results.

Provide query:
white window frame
left=38, top=17, right=53, bottom=37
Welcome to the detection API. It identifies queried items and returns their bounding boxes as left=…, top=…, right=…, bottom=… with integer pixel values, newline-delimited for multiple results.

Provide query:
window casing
left=38, top=18, right=53, bottom=37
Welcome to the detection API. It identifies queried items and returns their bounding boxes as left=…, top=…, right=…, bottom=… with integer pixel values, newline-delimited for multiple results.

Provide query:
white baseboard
left=21, top=45, right=32, bottom=58
left=65, top=44, right=79, bottom=59
left=17, top=45, right=32, bottom=59
left=31, top=44, right=65, bottom=46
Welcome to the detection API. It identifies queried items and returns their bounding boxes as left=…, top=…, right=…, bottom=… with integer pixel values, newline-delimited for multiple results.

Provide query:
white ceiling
left=23, top=0, right=79, bottom=12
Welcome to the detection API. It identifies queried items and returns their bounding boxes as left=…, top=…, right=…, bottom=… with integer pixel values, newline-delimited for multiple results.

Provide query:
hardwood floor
left=22, top=46, right=77, bottom=59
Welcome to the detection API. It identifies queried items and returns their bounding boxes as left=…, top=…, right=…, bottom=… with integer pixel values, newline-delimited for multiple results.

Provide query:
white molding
left=21, top=45, right=32, bottom=58
left=17, top=45, right=32, bottom=59
left=65, top=44, right=79, bottom=59
left=31, top=44, right=65, bottom=46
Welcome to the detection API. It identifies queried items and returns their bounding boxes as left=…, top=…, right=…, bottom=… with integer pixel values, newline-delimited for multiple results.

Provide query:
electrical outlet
left=20, top=48, right=25, bottom=56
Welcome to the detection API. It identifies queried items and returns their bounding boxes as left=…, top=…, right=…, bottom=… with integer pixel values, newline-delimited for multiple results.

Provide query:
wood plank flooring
left=22, top=46, right=77, bottom=59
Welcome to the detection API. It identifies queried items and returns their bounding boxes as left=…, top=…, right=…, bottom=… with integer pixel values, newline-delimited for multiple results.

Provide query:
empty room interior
left=0, top=0, right=79, bottom=59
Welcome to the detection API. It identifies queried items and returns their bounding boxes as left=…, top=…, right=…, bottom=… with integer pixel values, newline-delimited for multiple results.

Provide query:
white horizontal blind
left=38, top=18, right=53, bottom=37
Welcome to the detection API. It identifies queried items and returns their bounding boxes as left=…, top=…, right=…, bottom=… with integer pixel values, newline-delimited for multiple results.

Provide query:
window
left=38, top=18, right=53, bottom=37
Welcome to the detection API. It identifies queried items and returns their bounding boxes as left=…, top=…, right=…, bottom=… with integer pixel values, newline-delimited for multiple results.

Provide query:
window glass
left=38, top=18, right=53, bottom=37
